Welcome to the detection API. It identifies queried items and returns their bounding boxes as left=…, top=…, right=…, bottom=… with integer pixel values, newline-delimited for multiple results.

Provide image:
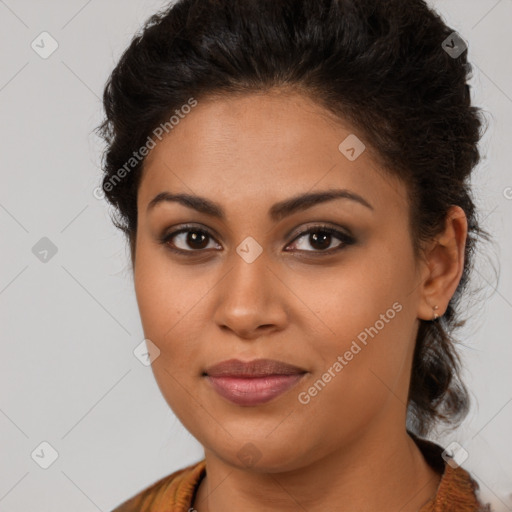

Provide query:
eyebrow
left=146, top=189, right=374, bottom=221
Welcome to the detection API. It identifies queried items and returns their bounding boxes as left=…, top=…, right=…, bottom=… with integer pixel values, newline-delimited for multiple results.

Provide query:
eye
left=285, top=225, right=355, bottom=254
left=159, top=223, right=355, bottom=256
left=159, top=225, right=221, bottom=254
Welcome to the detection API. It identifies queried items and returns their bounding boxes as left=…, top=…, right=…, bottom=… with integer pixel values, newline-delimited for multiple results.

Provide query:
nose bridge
left=213, top=239, right=286, bottom=336
left=225, top=239, right=271, bottom=303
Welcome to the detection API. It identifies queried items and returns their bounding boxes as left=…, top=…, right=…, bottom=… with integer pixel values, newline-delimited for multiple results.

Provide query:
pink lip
left=203, top=358, right=307, bottom=406
left=206, top=374, right=306, bottom=406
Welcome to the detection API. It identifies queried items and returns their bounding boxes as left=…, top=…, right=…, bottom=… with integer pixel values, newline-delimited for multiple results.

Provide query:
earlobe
left=416, top=206, right=468, bottom=322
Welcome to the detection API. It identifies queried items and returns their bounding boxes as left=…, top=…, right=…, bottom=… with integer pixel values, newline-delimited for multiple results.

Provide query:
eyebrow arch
left=146, top=189, right=374, bottom=221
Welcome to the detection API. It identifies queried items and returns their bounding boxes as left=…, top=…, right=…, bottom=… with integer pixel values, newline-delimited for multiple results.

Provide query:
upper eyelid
left=287, top=224, right=353, bottom=241
left=165, top=223, right=348, bottom=239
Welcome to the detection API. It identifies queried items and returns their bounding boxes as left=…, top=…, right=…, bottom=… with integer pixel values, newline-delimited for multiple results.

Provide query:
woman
left=97, top=0, right=494, bottom=510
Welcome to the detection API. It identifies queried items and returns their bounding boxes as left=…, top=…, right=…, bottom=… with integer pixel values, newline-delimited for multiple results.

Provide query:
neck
left=193, top=420, right=442, bottom=512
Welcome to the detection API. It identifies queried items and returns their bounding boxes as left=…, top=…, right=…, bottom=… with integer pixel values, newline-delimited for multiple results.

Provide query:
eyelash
left=158, top=223, right=356, bottom=257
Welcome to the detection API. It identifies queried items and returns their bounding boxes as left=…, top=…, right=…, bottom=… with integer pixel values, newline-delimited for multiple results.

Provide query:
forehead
left=138, top=91, right=408, bottom=217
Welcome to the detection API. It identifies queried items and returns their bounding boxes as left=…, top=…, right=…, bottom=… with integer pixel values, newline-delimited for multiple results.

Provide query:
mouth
left=203, top=358, right=307, bottom=406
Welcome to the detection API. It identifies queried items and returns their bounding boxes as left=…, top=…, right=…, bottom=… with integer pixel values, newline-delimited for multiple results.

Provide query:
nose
left=213, top=249, right=288, bottom=340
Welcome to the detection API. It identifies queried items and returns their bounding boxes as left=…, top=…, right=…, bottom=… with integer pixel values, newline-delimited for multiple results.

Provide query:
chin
left=202, top=431, right=317, bottom=474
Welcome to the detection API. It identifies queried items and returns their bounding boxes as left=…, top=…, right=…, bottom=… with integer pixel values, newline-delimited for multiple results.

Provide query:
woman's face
left=133, top=90, right=428, bottom=471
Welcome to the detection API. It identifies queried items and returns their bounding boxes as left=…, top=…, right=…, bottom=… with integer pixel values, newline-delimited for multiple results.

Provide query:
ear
left=416, top=205, right=468, bottom=321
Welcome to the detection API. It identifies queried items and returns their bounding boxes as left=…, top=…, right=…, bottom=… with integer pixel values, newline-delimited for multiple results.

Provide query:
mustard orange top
left=111, top=435, right=492, bottom=511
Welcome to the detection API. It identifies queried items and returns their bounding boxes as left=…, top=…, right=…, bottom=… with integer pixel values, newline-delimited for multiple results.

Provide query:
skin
left=133, top=89, right=467, bottom=512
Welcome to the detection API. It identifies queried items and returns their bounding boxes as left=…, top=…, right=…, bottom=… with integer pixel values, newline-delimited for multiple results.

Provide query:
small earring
left=432, top=305, right=439, bottom=321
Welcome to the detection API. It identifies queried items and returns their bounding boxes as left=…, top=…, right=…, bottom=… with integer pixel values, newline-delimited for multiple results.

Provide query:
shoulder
left=111, top=459, right=206, bottom=512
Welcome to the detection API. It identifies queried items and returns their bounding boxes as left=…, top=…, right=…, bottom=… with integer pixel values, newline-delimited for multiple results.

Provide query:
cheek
left=133, top=242, right=214, bottom=375
left=133, top=251, right=204, bottom=417
left=295, top=302, right=412, bottom=439
left=298, top=242, right=416, bottom=397
left=133, top=243, right=191, bottom=356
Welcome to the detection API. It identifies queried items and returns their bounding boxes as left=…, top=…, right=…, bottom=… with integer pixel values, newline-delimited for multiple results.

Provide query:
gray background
left=0, top=0, right=511, bottom=510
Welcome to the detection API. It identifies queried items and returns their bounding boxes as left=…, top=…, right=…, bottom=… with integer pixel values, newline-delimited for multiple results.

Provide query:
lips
left=204, top=358, right=307, bottom=378
left=203, top=358, right=307, bottom=406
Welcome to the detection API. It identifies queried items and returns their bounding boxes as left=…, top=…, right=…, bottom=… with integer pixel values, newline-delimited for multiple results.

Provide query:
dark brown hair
left=96, top=0, right=492, bottom=437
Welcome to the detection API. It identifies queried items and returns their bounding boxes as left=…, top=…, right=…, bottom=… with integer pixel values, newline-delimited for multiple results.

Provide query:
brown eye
left=160, top=227, right=220, bottom=253
left=308, top=231, right=334, bottom=250
left=182, top=230, right=210, bottom=250
left=286, top=226, right=355, bottom=253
